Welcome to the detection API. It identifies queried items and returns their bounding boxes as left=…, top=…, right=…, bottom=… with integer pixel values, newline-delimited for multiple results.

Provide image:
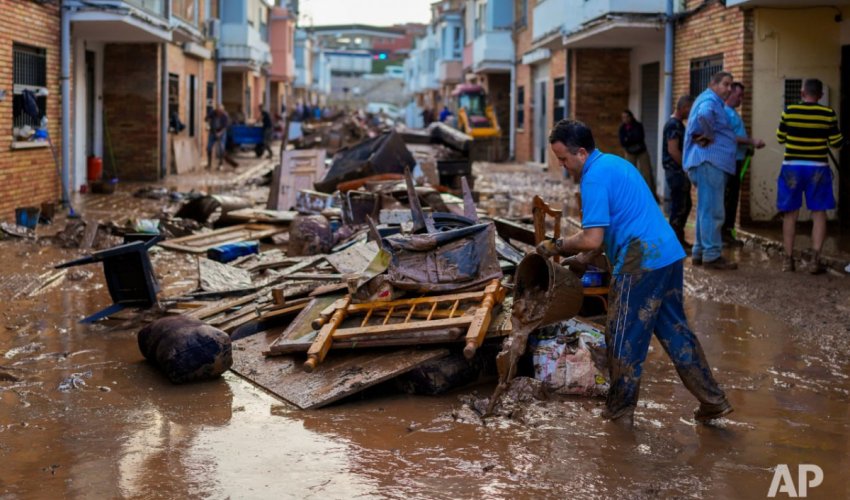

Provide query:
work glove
left=562, top=255, right=587, bottom=278
left=535, top=238, right=562, bottom=258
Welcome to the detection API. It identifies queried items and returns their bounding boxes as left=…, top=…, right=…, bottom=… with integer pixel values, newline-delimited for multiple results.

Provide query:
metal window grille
left=12, top=43, right=47, bottom=129
left=553, top=77, right=565, bottom=124
left=784, top=79, right=802, bottom=107
left=689, top=54, right=723, bottom=98
left=516, top=86, right=525, bottom=129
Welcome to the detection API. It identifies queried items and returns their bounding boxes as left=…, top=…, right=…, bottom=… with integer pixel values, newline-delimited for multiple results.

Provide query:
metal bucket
left=513, top=253, right=585, bottom=327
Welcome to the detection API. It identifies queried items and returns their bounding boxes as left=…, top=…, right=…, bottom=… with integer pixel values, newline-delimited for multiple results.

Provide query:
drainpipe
left=216, top=0, right=223, bottom=106
left=60, top=1, right=74, bottom=209
left=160, top=42, right=169, bottom=179
left=664, top=0, right=674, bottom=119
left=509, top=63, right=516, bottom=160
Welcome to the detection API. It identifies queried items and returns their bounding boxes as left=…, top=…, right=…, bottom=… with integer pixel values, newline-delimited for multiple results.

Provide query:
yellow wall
left=750, top=7, right=841, bottom=221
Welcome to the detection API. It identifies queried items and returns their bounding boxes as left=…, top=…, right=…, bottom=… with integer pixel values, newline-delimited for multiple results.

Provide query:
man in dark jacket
left=662, top=96, right=694, bottom=249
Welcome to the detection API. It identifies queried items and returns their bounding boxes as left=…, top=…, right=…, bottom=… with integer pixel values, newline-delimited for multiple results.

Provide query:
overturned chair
left=55, top=235, right=162, bottom=323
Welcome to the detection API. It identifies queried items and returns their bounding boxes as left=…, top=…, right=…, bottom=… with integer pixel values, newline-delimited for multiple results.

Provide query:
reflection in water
left=1, top=236, right=848, bottom=498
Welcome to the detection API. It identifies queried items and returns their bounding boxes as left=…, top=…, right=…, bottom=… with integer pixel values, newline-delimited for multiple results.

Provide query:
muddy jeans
left=604, top=261, right=727, bottom=419
left=688, top=162, right=728, bottom=262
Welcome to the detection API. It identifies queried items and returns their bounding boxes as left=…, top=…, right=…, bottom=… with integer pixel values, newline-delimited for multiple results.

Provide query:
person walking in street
left=619, top=110, right=657, bottom=198
left=206, top=105, right=230, bottom=170
left=259, top=105, right=274, bottom=160
left=723, top=82, right=765, bottom=247
left=537, top=119, right=733, bottom=425
left=662, top=95, right=694, bottom=250
left=684, top=71, right=739, bottom=270
left=776, top=78, right=844, bottom=274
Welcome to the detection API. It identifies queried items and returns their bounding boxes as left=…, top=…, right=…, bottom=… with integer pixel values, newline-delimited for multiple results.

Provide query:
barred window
left=783, top=79, right=803, bottom=107
left=689, top=54, right=723, bottom=98
left=13, top=43, right=48, bottom=131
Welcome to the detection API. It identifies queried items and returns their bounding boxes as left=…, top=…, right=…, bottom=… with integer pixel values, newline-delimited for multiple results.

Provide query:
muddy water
left=1, top=233, right=848, bottom=498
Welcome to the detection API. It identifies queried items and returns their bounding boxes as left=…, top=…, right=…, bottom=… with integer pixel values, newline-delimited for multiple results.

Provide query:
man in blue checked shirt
left=683, top=71, right=739, bottom=270
left=537, top=120, right=732, bottom=425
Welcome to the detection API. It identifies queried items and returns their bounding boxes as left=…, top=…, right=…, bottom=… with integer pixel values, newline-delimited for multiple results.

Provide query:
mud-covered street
left=1, top=161, right=847, bottom=499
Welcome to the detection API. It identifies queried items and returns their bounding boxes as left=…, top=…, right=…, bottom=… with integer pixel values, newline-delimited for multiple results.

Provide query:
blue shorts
left=776, top=163, right=835, bottom=212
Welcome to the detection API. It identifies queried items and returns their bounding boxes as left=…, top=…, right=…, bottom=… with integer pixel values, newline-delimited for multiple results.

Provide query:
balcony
left=69, top=0, right=171, bottom=42
left=438, top=60, right=463, bottom=84
left=219, top=23, right=271, bottom=70
left=534, top=0, right=664, bottom=42
left=472, top=30, right=513, bottom=73
left=582, top=0, right=665, bottom=19
left=532, top=0, right=574, bottom=41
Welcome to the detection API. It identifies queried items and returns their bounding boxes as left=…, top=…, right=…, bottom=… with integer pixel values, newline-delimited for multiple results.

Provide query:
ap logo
left=768, top=464, right=823, bottom=497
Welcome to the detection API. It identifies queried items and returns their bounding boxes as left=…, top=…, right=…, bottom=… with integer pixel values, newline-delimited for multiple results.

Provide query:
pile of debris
left=47, top=123, right=610, bottom=412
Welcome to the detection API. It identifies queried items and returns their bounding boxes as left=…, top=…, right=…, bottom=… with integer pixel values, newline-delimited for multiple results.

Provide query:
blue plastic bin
left=15, top=207, right=40, bottom=229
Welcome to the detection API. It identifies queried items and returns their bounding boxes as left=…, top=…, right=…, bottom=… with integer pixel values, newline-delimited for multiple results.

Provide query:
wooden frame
left=158, top=224, right=284, bottom=253
left=302, top=279, right=506, bottom=372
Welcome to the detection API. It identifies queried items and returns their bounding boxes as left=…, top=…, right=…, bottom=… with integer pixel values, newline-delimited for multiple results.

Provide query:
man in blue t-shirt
left=537, top=119, right=732, bottom=424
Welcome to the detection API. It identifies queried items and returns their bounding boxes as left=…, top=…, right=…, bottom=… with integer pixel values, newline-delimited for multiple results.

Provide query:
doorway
left=85, top=50, right=96, bottom=156
left=640, top=62, right=660, bottom=193
left=535, top=79, right=548, bottom=163
left=189, top=74, right=197, bottom=137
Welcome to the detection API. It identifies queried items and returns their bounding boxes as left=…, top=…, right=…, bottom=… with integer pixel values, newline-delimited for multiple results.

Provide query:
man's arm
left=560, top=227, right=605, bottom=254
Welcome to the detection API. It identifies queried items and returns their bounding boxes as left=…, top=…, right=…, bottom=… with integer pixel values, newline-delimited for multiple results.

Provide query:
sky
left=298, top=0, right=433, bottom=27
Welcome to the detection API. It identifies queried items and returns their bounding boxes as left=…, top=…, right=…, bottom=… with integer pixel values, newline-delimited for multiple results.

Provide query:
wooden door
left=267, top=149, right=328, bottom=210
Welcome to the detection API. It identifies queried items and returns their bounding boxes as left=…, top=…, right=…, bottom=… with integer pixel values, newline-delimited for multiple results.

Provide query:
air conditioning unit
left=205, top=18, right=221, bottom=40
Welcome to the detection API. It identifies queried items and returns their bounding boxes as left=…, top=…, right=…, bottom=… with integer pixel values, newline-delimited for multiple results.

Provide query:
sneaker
left=694, top=400, right=734, bottom=423
left=704, top=256, right=738, bottom=270
left=692, top=256, right=703, bottom=266
left=782, top=257, right=795, bottom=272
left=808, top=260, right=827, bottom=275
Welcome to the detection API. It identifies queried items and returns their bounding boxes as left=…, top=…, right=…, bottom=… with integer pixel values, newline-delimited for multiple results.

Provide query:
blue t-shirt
left=580, top=150, right=685, bottom=274
left=724, top=105, right=748, bottom=161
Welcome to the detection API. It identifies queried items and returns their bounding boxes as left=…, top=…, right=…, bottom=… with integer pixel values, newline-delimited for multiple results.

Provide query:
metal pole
left=61, top=1, right=72, bottom=209
left=509, top=63, right=516, bottom=160
left=160, top=42, right=169, bottom=179
left=664, top=0, right=674, bottom=119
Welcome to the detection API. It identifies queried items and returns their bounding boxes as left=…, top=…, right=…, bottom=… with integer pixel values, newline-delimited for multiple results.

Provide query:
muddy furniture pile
left=54, top=124, right=609, bottom=410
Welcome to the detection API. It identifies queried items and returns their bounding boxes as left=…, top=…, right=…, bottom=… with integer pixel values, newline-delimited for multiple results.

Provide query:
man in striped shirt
left=776, top=78, right=844, bottom=274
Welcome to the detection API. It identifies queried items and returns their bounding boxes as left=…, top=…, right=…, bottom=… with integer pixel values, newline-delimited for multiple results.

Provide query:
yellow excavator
left=453, top=84, right=501, bottom=139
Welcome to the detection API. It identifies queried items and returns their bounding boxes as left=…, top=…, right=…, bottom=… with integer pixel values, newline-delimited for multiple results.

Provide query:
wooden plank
left=159, top=224, right=285, bottom=253
left=185, top=288, right=270, bottom=320
left=80, top=220, right=99, bottom=251
left=227, top=208, right=298, bottom=224
left=331, top=316, right=472, bottom=339
left=231, top=331, right=450, bottom=409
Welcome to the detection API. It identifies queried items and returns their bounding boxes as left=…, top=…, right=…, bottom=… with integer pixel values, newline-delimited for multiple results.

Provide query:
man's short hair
left=803, top=78, right=823, bottom=97
left=549, top=119, right=596, bottom=152
left=731, top=82, right=745, bottom=92
left=676, top=95, right=694, bottom=111
left=710, top=71, right=734, bottom=85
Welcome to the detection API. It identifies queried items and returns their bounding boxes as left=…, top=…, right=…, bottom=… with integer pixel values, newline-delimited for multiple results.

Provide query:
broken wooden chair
left=302, top=279, right=506, bottom=372
left=532, top=195, right=611, bottom=314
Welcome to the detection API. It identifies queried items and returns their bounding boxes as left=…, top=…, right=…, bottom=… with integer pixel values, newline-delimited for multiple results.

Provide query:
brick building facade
left=0, top=0, right=61, bottom=220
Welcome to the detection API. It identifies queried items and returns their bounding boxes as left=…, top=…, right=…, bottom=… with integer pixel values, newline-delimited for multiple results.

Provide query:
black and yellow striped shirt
left=776, top=102, right=844, bottom=163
